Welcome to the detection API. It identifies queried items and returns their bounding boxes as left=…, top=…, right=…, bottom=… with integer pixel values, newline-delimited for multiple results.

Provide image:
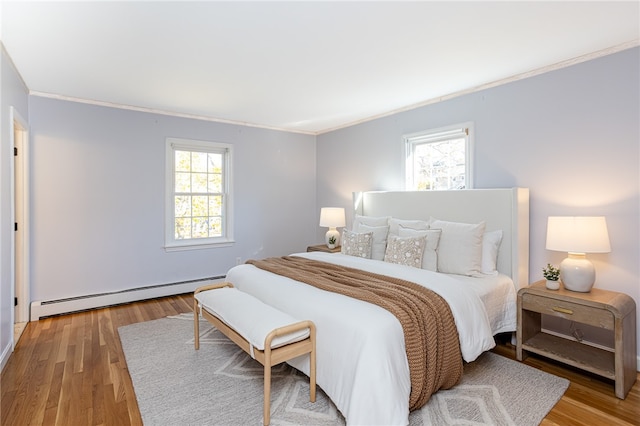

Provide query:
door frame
left=10, top=106, right=30, bottom=329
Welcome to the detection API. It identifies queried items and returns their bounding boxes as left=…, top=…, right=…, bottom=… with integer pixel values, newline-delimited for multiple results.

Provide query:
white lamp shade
left=319, top=208, right=346, bottom=228
left=545, top=216, right=611, bottom=292
left=545, top=216, right=611, bottom=254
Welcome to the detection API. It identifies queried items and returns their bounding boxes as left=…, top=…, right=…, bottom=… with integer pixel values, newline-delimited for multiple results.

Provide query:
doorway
left=11, top=106, right=29, bottom=345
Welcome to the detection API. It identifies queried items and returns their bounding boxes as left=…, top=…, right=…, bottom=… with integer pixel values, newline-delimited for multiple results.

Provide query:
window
left=404, top=124, right=473, bottom=191
left=165, top=138, right=233, bottom=250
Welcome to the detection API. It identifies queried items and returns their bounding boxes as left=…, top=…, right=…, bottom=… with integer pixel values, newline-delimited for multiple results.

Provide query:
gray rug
left=119, top=314, right=569, bottom=425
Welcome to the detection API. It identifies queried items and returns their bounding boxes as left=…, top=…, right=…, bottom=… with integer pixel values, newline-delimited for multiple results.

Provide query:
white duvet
left=225, top=251, right=517, bottom=426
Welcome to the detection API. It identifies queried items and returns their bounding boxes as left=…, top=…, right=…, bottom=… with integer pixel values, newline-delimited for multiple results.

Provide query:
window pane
left=208, top=173, right=222, bottom=193
left=175, top=172, right=191, bottom=192
left=208, top=216, right=222, bottom=237
left=175, top=218, right=191, bottom=239
left=192, top=173, right=208, bottom=193
left=208, top=153, right=222, bottom=173
left=175, top=196, right=191, bottom=217
left=192, top=195, right=208, bottom=217
left=209, top=195, right=222, bottom=216
left=175, top=151, right=191, bottom=172
left=191, top=152, right=207, bottom=172
left=192, top=217, right=209, bottom=238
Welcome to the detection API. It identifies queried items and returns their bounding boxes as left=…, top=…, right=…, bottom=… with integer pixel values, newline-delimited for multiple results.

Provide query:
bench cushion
left=195, top=287, right=310, bottom=350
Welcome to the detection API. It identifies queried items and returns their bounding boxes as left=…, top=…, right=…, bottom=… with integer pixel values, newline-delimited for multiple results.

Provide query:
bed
left=224, top=188, right=529, bottom=425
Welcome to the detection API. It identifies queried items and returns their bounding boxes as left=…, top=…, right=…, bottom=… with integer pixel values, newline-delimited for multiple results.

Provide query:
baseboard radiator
left=30, top=276, right=226, bottom=321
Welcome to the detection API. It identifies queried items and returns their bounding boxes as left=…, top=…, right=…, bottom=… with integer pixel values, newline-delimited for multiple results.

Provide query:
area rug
left=119, top=314, right=569, bottom=425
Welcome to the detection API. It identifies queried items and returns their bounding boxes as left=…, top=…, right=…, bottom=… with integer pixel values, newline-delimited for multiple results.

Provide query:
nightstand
left=306, top=244, right=341, bottom=253
left=517, top=280, right=637, bottom=399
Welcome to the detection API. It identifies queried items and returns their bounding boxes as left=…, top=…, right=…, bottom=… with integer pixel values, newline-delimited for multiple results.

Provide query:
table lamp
left=545, top=216, right=611, bottom=292
left=319, top=207, right=346, bottom=248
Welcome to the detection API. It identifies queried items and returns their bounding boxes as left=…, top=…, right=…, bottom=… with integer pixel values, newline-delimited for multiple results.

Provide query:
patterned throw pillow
left=383, top=235, right=427, bottom=268
left=341, top=229, right=373, bottom=259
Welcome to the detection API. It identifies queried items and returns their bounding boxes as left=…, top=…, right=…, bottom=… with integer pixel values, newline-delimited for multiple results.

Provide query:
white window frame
left=165, top=138, right=234, bottom=251
left=403, top=122, right=474, bottom=191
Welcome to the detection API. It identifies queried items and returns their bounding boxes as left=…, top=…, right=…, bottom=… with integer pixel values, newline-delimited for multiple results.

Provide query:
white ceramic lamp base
left=325, top=228, right=340, bottom=249
left=560, top=253, right=595, bottom=292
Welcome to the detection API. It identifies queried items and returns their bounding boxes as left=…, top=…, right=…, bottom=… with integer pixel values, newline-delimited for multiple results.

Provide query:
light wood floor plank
left=1, top=293, right=639, bottom=425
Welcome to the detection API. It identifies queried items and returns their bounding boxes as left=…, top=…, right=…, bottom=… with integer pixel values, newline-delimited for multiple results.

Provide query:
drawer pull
left=552, top=307, right=574, bottom=315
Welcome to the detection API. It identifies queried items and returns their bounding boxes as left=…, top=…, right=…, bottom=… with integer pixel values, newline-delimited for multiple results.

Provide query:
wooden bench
left=194, top=282, right=316, bottom=425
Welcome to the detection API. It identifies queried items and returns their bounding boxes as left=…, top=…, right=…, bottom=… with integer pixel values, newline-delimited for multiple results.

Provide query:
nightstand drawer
left=521, top=293, right=614, bottom=330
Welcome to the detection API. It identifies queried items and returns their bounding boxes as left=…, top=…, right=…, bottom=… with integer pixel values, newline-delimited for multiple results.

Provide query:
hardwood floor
left=1, top=293, right=639, bottom=425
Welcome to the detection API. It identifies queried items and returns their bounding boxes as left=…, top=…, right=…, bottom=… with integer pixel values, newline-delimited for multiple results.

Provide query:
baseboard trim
left=1, top=340, right=13, bottom=373
left=30, top=276, right=225, bottom=321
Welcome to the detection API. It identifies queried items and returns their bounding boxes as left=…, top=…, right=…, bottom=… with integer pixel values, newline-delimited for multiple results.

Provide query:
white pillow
left=388, top=218, right=429, bottom=236
left=383, top=235, right=426, bottom=268
left=357, top=223, right=389, bottom=261
left=398, top=227, right=441, bottom=271
left=341, top=229, right=373, bottom=259
left=352, top=214, right=390, bottom=230
left=430, top=218, right=486, bottom=276
left=481, top=230, right=503, bottom=275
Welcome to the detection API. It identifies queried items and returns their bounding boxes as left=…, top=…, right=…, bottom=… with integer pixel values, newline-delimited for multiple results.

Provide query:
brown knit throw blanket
left=246, top=256, right=463, bottom=410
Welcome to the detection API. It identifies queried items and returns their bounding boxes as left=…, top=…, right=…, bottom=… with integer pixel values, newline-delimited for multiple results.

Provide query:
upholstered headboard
left=353, top=188, right=530, bottom=289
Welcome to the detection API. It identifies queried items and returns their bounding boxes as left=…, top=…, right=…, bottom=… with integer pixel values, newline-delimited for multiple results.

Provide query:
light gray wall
left=317, top=47, right=640, bottom=355
left=28, top=97, right=316, bottom=302
left=0, top=45, right=29, bottom=367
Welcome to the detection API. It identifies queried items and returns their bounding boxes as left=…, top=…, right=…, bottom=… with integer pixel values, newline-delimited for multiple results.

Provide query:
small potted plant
left=328, top=235, right=337, bottom=249
left=543, top=263, right=560, bottom=290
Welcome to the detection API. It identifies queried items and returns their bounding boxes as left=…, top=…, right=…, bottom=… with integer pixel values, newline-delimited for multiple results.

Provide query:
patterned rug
left=119, top=314, right=569, bottom=425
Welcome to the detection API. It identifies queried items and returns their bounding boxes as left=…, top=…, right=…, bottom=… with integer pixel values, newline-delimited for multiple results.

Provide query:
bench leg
left=264, top=362, right=271, bottom=425
left=310, top=348, right=316, bottom=403
left=193, top=300, right=200, bottom=350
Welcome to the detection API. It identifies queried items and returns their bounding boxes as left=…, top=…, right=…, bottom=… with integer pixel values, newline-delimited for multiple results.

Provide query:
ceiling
left=1, top=1, right=638, bottom=135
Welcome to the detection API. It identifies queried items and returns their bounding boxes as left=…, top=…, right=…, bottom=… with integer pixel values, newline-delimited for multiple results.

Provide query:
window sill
left=164, top=239, right=235, bottom=252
